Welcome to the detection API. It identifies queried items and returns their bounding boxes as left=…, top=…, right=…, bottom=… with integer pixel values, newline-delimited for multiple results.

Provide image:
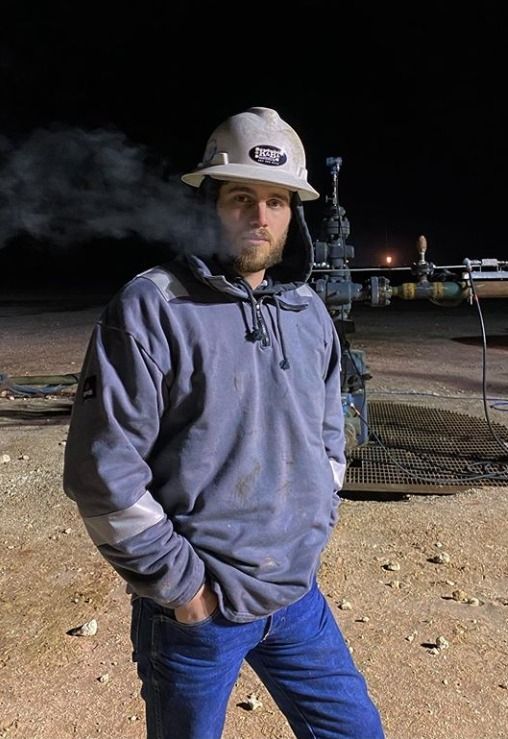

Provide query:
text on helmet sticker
left=249, top=145, right=287, bottom=167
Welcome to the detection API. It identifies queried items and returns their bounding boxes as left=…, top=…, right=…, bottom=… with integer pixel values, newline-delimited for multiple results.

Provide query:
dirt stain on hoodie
left=234, top=461, right=262, bottom=501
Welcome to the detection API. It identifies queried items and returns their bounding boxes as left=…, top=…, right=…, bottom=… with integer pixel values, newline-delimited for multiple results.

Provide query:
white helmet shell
left=181, top=107, right=319, bottom=201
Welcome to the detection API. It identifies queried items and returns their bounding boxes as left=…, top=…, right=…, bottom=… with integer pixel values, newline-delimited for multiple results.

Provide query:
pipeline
left=0, top=372, right=79, bottom=396
left=391, top=279, right=508, bottom=302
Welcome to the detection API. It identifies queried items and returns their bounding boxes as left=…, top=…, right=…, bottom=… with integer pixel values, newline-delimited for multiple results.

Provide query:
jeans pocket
left=152, top=608, right=231, bottom=663
left=167, top=606, right=222, bottom=630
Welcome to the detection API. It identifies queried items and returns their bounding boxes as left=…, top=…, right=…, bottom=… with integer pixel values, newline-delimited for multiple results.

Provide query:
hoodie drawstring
left=236, top=280, right=291, bottom=371
left=273, top=296, right=290, bottom=370
left=245, top=292, right=264, bottom=343
left=241, top=295, right=290, bottom=371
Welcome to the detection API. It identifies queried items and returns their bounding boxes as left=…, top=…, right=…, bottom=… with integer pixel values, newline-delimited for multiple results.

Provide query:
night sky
left=1, top=2, right=507, bottom=290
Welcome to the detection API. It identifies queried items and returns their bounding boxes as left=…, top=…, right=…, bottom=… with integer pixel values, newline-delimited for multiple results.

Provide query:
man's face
left=216, top=182, right=292, bottom=275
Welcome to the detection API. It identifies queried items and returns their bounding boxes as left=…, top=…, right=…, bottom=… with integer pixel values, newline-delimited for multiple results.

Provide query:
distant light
left=385, top=255, right=393, bottom=265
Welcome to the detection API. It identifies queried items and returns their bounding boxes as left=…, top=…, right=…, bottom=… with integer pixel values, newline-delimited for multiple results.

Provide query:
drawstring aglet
left=246, top=328, right=263, bottom=342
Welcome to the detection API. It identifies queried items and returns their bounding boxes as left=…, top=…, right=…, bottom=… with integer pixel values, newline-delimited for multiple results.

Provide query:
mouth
left=242, top=232, right=270, bottom=245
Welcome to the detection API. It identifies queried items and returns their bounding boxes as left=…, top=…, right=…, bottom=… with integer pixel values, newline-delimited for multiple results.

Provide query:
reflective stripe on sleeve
left=82, top=490, right=166, bottom=546
left=329, top=458, right=346, bottom=491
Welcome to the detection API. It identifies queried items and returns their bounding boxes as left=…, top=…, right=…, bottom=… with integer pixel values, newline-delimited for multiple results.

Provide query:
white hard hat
left=181, top=107, right=319, bottom=201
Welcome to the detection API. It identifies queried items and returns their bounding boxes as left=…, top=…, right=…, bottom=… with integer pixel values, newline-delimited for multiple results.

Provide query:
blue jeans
left=131, top=580, right=384, bottom=738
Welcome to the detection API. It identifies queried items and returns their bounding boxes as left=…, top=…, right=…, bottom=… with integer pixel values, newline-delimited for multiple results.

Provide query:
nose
left=249, top=201, right=268, bottom=227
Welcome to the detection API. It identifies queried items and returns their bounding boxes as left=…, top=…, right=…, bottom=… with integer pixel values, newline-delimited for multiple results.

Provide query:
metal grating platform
left=344, top=401, right=508, bottom=495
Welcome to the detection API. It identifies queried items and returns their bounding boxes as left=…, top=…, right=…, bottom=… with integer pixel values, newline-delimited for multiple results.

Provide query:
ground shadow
left=452, top=335, right=508, bottom=350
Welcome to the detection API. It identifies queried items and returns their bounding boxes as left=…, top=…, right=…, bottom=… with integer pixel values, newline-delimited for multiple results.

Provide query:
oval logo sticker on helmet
left=249, top=145, right=287, bottom=167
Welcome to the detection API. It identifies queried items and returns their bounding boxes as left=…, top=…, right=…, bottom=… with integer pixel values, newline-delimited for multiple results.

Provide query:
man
left=63, top=107, right=384, bottom=738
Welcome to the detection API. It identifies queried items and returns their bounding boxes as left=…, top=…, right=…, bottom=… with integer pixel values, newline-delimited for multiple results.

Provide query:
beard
left=224, top=227, right=289, bottom=275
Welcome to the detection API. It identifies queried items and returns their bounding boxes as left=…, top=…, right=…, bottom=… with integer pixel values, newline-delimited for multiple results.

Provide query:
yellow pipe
left=392, top=281, right=508, bottom=301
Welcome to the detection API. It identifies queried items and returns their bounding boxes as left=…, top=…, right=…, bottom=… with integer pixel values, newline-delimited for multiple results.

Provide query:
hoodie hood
left=268, top=193, right=315, bottom=284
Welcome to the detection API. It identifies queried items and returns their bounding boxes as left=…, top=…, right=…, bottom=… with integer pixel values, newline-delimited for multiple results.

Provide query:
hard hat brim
left=182, top=165, right=320, bottom=201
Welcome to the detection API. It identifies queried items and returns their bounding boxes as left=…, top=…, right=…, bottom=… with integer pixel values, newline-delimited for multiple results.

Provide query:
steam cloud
left=0, top=126, right=210, bottom=250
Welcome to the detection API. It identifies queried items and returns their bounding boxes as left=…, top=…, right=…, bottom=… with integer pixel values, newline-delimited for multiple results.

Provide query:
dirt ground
left=1, top=291, right=507, bottom=739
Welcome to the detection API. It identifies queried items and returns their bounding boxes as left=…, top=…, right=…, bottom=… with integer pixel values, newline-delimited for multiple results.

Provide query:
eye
left=233, top=194, right=252, bottom=205
left=267, top=198, right=287, bottom=209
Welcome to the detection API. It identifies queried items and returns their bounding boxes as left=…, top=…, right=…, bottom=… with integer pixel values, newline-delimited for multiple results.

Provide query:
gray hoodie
left=63, top=203, right=346, bottom=623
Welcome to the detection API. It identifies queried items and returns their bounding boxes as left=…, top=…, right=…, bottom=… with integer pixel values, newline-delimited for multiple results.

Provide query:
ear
left=197, top=177, right=222, bottom=204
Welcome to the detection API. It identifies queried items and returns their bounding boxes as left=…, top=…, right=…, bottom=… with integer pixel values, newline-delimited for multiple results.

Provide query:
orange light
left=386, top=255, right=393, bottom=265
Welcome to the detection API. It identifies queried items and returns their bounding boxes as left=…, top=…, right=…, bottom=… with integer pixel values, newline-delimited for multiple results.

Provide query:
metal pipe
left=391, top=282, right=464, bottom=300
left=472, top=281, right=508, bottom=298
left=346, top=264, right=468, bottom=273
left=391, top=280, right=508, bottom=301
